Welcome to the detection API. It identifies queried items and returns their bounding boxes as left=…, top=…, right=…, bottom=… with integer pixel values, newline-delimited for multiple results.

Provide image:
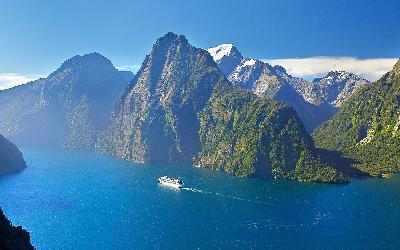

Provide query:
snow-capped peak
left=206, top=44, right=244, bottom=76
left=207, top=44, right=235, bottom=62
left=322, top=71, right=367, bottom=82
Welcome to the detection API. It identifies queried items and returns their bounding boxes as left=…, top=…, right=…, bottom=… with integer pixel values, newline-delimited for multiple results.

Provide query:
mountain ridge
left=98, top=32, right=347, bottom=183
left=313, top=59, right=400, bottom=176
left=207, top=44, right=370, bottom=131
left=0, top=52, right=134, bottom=150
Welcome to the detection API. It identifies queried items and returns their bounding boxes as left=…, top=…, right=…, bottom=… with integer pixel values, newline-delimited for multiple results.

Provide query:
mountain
left=0, top=208, right=34, bottom=250
left=207, top=45, right=369, bottom=132
left=0, top=53, right=134, bottom=150
left=313, top=71, right=370, bottom=107
left=206, top=44, right=244, bottom=75
left=313, top=59, right=400, bottom=176
left=98, top=33, right=225, bottom=164
left=0, top=134, right=26, bottom=175
left=98, top=32, right=347, bottom=183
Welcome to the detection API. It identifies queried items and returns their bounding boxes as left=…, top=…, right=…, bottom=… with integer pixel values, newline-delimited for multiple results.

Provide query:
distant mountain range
left=1, top=32, right=397, bottom=184
left=314, top=59, right=400, bottom=176
left=0, top=30, right=398, bottom=250
left=0, top=53, right=134, bottom=149
left=207, top=44, right=369, bottom=131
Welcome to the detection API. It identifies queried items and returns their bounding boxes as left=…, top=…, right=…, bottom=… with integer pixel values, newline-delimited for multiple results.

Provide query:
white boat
left=158, top=176, right=184, bottom=188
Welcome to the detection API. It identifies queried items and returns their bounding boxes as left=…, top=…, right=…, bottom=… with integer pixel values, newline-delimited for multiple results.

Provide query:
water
left=0, top=149, right=399, bottom=249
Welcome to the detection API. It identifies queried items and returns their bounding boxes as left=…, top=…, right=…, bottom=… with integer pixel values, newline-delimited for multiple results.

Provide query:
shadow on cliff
left=316, top=148, right=370, bottom=178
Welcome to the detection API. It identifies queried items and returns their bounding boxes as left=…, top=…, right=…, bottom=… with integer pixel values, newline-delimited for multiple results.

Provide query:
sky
left=1, top=0, right=399, bottom=89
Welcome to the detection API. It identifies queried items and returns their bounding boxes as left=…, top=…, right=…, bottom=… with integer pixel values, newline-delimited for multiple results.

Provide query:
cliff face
left=0, top=209, right=34, bottom=250
left=99, top=33, right=346, bottom=183
left=0, top=53, right=133, bottom=150
left=0, top=134, right=26, bottom=175
left=195, top=83, right=347, bottom=183
left=98, top=33, right=228, bottom=164
left=314, top=59, right=400, bottom=176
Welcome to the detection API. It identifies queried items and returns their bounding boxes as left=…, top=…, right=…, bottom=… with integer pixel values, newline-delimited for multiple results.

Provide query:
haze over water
left=0, top=149, right=399, bottom=249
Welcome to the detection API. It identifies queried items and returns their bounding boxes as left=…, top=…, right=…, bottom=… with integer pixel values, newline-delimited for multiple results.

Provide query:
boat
left=158, top=176, right=184, bottom=188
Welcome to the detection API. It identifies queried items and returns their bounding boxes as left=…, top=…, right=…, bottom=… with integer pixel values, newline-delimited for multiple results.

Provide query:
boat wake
left=182, top=187, right=272, bottom=206
left=181, top=187, right=210, bottom=194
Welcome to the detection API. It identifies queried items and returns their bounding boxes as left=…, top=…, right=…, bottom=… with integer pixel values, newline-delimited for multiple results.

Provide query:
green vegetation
left=98, top=33, right=349, bottom=183
left=195, top=83, right=347, bottom=183
left=292, top=150, right=348, bottom=183
left=314, top=60, right=400, bottom=176
left=98, top=33, right=228, bottom=164
left=63, top=96, right=96, bottom=150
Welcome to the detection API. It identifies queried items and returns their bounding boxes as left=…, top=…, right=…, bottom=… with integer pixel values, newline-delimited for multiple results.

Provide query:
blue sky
left=1, top=0, right=399, bottom=88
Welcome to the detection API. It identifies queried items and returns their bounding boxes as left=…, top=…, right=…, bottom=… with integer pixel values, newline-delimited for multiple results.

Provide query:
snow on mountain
left=207, top=44, right=235, bottom=61
left=207, top=44, right=244, bottom=76
left=207, top=44, right=370, bottom=131
left=313, top=71, right=369, bottom=107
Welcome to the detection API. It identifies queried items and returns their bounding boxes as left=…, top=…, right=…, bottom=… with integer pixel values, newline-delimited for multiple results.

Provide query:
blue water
left=0, top=149, right=399, bottom=249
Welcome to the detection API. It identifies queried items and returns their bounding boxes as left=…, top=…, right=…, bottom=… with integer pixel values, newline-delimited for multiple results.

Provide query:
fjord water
left=0, top=150, right=399, bottom=249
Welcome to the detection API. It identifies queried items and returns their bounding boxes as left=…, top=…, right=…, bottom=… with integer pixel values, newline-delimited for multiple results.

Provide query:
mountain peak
left=272, top=64, right=287, bottom=74
left=57, top=52, right=114, bottom=74
left=207, top=44, right=242, bottom=62
left=69, top=52, right=111, bottom=63
left=153, top=32, right=189, bottom=49
left=82, top=52, right=110, bottom=61
left=326, top=70, right=348, bottom=77
left=207, top=44, right=244, bottom=75
left=316, top=70, right=367, bottom=83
